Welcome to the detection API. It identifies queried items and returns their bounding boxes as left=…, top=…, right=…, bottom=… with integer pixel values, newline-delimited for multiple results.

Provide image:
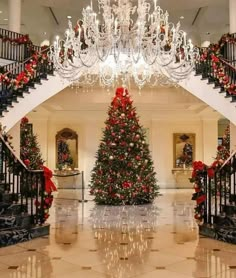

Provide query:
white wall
left=151, top=119, right=204, bottom=188
left=25, top=113, right=219, bottom=189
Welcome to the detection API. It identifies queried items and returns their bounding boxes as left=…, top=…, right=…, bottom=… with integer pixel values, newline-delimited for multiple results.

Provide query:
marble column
left=8, top=0, right=21, bottom=33
left=229, top=0, right=236, bottom=33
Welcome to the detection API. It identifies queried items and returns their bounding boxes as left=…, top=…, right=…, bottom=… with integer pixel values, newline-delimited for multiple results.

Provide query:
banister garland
left=0, top=33, right=32, bottom=45
left=197, top=33, right=236, bottom=95
left=0, top=47, right=50, bottom=90
left=190, top=125, right=230, bottom=224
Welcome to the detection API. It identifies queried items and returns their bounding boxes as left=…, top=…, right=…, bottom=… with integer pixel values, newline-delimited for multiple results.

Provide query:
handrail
left=0, top=27, right=31, bottom=38
left=218, top=149, right=236, bottom=171
left=0, top=132, right=43, bottom=173
left=1, top=46, right=50, bottom=77
left=220, top=57, right=236, bottom=72
left=0, top=133, right=27, bottom=169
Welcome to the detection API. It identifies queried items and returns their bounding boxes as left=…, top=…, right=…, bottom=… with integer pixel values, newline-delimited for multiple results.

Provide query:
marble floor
left=0, top=189, right=236, bottom=278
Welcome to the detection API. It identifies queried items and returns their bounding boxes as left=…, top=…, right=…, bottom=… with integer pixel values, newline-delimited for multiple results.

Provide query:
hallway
left=0, top=189, right=236, bottom=278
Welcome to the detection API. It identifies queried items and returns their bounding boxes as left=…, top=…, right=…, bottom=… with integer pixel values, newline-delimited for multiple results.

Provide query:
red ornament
left=24, top=159, right=30, bottom=167
left=122, top=181, right=131, bottom=188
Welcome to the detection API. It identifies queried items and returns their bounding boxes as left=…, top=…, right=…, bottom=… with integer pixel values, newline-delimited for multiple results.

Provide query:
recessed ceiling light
left=3, top=18, right=8, bottom=21
left=43, top=32, right=47, bottom=35
left=67, top=16, right=72, bottom=19
left=180, top=16, right=184, bottom=19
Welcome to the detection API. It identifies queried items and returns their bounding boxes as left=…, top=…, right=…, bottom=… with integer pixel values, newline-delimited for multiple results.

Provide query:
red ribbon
left=196, top=194, right=206, bottom=205
left=43, top=166, right=57, bottom=193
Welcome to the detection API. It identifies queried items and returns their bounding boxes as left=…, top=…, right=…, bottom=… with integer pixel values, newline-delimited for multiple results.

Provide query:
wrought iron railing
left=197, top=153, right=236, bottom=226
left=0, top=133, right=46, bottom=225
left=195, top=33, right=236, bottom=100
left=0, top=28, right=41, bottom=62
left=0, top=46, right=53, bottom=116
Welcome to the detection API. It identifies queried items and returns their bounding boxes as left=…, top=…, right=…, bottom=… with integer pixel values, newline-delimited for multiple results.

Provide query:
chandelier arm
left=96, top=42, right=112, bottom=62
left=51, top=0, right=197, bottom=88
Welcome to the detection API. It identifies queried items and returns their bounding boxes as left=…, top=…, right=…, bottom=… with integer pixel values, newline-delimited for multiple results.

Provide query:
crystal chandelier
left=49, top=0, right=199, bottom=88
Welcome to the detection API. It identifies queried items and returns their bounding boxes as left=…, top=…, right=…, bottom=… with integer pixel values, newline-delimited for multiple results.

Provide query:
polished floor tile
left=1, top=189, right=236, bottom=278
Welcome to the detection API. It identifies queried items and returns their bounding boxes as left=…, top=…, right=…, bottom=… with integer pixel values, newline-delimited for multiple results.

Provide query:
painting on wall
left=173, top=133, right=195, bottom=168
left=56, top=128, right=78, bottom=170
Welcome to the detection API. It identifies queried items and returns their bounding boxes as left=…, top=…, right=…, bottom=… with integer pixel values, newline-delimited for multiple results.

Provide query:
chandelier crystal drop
left=49, top=0, right=199, bottom=88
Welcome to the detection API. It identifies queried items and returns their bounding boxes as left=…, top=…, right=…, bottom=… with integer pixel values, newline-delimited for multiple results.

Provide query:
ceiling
left=28, top=84, right=222, bottom=122
left=0, top=0, right=229, bottom=46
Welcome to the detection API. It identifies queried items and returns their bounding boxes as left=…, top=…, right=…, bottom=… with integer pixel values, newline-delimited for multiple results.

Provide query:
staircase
left=192, top=154, right=236, bottom=244
left=0, top=28, right=70, bottom=131
left=0, top=133, right=49, bottom=247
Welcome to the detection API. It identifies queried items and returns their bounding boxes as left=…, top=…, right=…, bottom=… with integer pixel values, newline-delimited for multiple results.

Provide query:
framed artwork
left=173, top=133, right=195, bottom=168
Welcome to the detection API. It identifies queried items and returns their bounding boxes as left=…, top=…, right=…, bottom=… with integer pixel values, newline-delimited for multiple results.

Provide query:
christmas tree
left=216, top=124, right=230, bottom=163
left=57, top=139, right=73, bottom=169
left=20, top=117, right=44, bottom=169
left=90, top=87, right=159, bottom=205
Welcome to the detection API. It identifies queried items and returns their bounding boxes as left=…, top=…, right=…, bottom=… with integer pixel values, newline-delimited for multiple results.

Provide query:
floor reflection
left=54, top=198, right=79, bottom=245
left=0, top=189, right=236, bottom=278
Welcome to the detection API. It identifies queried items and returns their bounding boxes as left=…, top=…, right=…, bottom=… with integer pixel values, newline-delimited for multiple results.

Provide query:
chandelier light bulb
left=49, top=0, right=199, bottom=88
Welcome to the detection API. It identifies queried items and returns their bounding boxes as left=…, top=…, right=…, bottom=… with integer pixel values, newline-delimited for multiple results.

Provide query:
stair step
left=213, top=215, right=236, bottom=227
left=221, top=204, right=236, bottom=215
left=0, top=192, right=19, bottom=203
left=199, top=223, right=236, bottom=245
left=0, top=214, right=31, bottom=229
left=0, top=227, right=31, bottom=247
left=0, top=224, right=50, bottom=247
left=0, top=202, right=11, bottom=214
left=3, top=203, right=27, bottom=215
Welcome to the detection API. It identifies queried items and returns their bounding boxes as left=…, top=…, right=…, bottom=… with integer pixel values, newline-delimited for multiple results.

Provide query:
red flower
left=24, top=159, right=30, bottom=167
left=207, top=167, right=214, bottom=178
left=193, top=161, right=205, bottom=171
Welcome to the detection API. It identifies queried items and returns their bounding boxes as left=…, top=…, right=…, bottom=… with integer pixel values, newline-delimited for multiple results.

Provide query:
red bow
left=43, top=166, right=57, bottom=193
left=112, top=87, right=131, bottom=109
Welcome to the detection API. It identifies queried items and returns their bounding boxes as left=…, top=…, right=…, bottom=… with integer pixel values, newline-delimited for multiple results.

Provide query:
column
left=229, top=0, right=236, bottom=33
left=8, top=0, right=21, bottom=33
